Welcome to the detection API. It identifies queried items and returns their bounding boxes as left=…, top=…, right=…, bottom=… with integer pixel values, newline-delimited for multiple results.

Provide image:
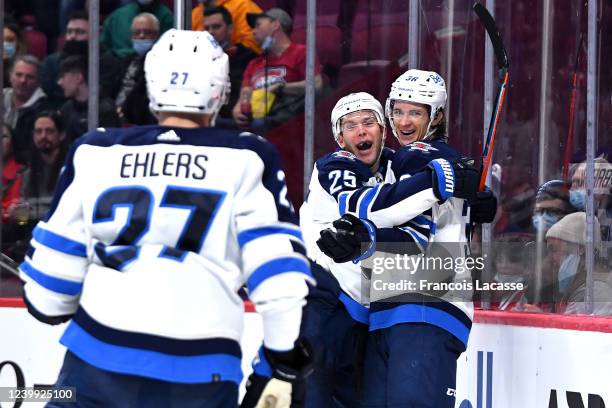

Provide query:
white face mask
left=558, top=254, right=580, bottom=294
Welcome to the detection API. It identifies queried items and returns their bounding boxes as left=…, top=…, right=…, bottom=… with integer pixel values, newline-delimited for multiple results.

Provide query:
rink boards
left=1, top=298, right=611, bottom=408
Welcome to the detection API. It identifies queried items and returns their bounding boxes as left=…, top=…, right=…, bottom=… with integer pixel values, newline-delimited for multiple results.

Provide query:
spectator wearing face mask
left=115, top=12, right=160, bottom=125
left=532, top=179, right=575, bottom=236
left=3, top=21, right=28, bottom=88
left=232, top=8, right=323, bottom=135
left=569, top=157, right=612, bottom=261
left=545, top=212, right=612, bottom=315
left=41, top=10, right=126, bottom=108
left=102, top=0, right=173, bottom=58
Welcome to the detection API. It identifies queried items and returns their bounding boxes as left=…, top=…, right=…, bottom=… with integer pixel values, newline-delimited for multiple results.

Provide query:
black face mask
left=62, top=40, right=88, bottom=56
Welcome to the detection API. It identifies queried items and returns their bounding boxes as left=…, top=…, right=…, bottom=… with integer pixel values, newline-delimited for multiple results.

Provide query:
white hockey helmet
left=331, top=92, right=385, bottom=145
left=385, top=69, right=447, bottom=142
left=145, top=29, right=230, bottom=122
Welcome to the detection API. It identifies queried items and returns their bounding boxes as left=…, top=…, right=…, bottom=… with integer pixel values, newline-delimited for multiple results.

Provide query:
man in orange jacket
left=192, top=0, right=262, bottom=54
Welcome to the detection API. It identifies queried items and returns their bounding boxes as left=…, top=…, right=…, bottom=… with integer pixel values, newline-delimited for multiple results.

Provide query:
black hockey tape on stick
left=473, top=3, right=509, bottom=191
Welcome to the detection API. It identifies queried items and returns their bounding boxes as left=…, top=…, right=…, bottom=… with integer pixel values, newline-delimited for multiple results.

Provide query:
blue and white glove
left=427, top=157, right=479, bottom=202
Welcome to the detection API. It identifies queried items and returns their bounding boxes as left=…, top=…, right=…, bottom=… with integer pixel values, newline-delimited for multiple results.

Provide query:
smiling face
left=389, top=100, right=442, bottom=145
left=336, top=110, right=385, bottom=169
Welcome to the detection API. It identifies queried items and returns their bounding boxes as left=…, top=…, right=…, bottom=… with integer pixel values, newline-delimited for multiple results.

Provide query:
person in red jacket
left=2, top=125, right=25, bottom=224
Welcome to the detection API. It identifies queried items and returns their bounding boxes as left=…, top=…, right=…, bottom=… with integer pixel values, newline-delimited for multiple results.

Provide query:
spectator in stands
left=20, top=111, right=68, bottom=225
left=489, top=234, right=534, bottom=310
left=115, top=12, right=160, bottom=125
left=569, top=158, right=612, bottom=258
left=2, top=54, right=49, bottom=164
left=102, top=0, right=173, bottom=58
left=191, top=0, right=262, bottom=54
left=59, top=0, right=131, bottom=34
left=532, top=179, right=574, bottom=236
left=2, top=125, right=25, bottom=225
left=545, top=212, right=612, bottom=315
left=203, top=5, right=256, bottom=128
left=41, top=10, right=126, bottom=109
left=3, top=21, right=28, bottom=87
left=233, top=8, right=322, bottom=134
left=57, top=55, right=121, bottom=142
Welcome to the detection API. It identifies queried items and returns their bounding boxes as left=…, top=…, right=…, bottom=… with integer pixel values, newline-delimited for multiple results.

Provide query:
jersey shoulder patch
left=408, top=141, right=438, bottom=153
left=332, top=150, right=357, bottom=160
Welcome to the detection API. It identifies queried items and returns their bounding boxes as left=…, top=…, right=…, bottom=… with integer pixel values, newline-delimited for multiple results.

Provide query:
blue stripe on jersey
left=33, top=226, right=87, bottom=257
left=73, top=308, right=242, bottom=356
left=252, top=347, right=273, bottom=378
left=358, top=186, right=379, bottom=219
left=412, top=215, right=434, bottom=230
left=247, top=257, right=312, bottom=292
left=60, top=322, right=243, bottom=384
left=20, top=261, right=82, bottom=295
left=338, top=192, right=349, bottom=215
left=238, top=226, right=303, bottom=247
left=369, top=303, right=470, bottom=346
left=338, top=293, right=369, bottom=324
left=399, top=226, right=428, bottom=246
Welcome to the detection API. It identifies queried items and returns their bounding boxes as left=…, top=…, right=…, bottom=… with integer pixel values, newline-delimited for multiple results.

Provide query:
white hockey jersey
left=300, top=148, right=442, bottom=315
left=19, top=125, right=313, bottom=384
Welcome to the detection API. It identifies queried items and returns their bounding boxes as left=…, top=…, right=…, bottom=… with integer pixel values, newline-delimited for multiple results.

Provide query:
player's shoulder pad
left=316, top=150, right=371, bottom=176
left=233, top=130, right=281, bottom=166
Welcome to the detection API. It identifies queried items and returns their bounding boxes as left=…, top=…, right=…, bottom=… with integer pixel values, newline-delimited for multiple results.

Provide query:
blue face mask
left=569, top=190, right=586, bottom=210
left=261, top=36, right=274, bottom=52
left=4, top=41, right=16, bottom=59
left=532, top=212, right=560, bottom=232
left=558, top=254, right=580, bottom=293
left=133, top=39, right=154, bottom=56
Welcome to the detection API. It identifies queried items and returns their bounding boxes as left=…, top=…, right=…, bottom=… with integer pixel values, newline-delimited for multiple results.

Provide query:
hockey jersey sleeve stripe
left=411, top=215, right=435, bottom=230
left=358, top=185, right=381, bottom=219
left=247, top=257, right=312, bottom=292
left=369, top=303, right=470, bottom=347
left=32, top=226, right=87, bottom=257
left=60, top=322, right=243, bottom=384
left=238, top=226, right=303, bottom=247
left=72, top=307, right=242, bottom=356
left=20, top=261, right=83, bottom=296
left=338, top=191, right=349, bottom=215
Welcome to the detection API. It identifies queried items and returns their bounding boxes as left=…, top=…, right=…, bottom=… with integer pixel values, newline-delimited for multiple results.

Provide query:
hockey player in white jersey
left=274, top=92, right=480, bottom=407
left=18, top=29, right=314, bottom=408
left=319, top=69, right=496, bottom=407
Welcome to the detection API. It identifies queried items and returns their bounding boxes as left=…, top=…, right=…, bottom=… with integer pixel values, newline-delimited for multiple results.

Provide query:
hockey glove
left=316, top=213, right=376, bottom=263
left=427, top=157, right=480, bottom=202
left=241, top=339, right=314, bottom=408
left=469, top=187, right=498, bottom=224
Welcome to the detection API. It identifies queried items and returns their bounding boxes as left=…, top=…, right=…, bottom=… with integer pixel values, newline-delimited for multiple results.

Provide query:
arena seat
left=24, top=29, right=48, bottom=60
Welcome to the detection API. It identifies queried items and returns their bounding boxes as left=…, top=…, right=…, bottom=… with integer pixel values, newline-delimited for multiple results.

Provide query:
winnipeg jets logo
left=157, top=130, right=181, bottom=142
left=409, top=142, right=438, bottom=153
left=333, top=150, right=357, bottom=160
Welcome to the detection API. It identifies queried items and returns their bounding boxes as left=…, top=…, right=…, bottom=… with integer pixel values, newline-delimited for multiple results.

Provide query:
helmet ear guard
left=145, top=29, right=230, bottom=124
left=385, top=69, right=447, bottom=143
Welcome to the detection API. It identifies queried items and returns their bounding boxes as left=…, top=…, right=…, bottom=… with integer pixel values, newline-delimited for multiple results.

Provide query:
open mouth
left=400, top=129, right=416, bottom=138
left=356, top=141, right=373, bottom=151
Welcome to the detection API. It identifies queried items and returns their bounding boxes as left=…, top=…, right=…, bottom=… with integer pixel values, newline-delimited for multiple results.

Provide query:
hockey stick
left=473, top=3, right=509, bottom=191
left=562, top=36, right=585, bottom=183
left=0, top=252, right=20, bottom=277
